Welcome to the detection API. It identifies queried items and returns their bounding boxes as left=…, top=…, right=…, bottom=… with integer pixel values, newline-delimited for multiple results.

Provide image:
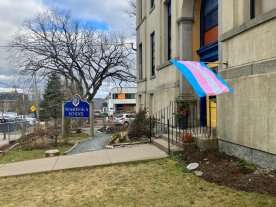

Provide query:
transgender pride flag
left=171, top=59, right=233, bottom=97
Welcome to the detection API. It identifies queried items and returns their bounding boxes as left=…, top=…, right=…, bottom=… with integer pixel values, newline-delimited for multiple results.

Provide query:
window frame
left=150, top=31, right=156, bottom=77
left=167, top=0, right=172, bottom=60
left=150, top=0, right=155, bottom=9
left=200, top=0, right=218, bottom=47
left=250, top=0, right=256, bottom=19
left=138, top=43, right=143, bottom=80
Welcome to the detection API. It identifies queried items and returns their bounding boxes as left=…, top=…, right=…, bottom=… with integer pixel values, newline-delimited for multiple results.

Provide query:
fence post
left=149, top=116, right=152, bottom=143
left=167, top=119, right=170, bottom=155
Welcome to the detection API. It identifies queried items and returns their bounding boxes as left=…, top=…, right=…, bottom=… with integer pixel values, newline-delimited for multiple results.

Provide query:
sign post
left=62, top=95, right=92, bottom=138
left=89, top=102, right=94, bottom=137
left=61, top=102, right=65, bottom=138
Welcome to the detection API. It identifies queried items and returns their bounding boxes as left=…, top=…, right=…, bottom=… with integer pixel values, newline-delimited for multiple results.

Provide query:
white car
left=25, top=117, right=37, bottom=126
left=113, top=113, right=135, bottom=126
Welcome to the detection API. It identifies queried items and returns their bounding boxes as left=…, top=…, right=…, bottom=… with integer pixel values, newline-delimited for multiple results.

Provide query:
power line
left=0, top=42, right=136, bottom=48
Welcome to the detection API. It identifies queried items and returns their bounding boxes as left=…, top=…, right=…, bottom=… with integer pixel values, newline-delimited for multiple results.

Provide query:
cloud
left=43, top=0, right=135, bottom=36
left=0, top=0, right=46, bottom=43
left=0, top=0, right=46, bottom=89
left=0, top=0, right=135, bottom=97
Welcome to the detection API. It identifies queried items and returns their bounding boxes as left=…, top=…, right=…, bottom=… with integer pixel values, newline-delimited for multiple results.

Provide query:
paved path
left=0, top=144, right=167, bottom=177
left=68, top=132, right=112, bottom=155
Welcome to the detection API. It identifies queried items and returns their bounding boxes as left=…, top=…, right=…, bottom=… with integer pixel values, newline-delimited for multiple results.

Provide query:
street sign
left=64, top=95, right=90, bottom=118
left=30, top=105, right=36, bottom=112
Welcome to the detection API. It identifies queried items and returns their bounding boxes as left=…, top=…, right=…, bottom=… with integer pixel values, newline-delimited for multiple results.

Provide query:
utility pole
left=33, top=73, right=40, bottom=120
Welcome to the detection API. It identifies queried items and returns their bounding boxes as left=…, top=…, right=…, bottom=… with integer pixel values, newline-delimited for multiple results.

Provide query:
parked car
left=94, top=111, right=101, bottom=118
left=0, top=118, right=8, bottom=123
left=26, top=118, right=36, bottom=126
left=113, top=113, right=136, bottom=126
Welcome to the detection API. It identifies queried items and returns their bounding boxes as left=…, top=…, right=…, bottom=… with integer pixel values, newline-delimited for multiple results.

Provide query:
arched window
left=197, top=0, right=219, bottom=127
left=201, top=0, right=218, bottom=47
left=197, top=0, right=218, bottom=62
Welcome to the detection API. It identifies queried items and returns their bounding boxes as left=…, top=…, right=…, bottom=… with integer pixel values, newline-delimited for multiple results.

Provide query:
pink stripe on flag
left=180, top=61, right=214, bottom=95
left=198, top=63, right=229, bottom=94
left=180, top=61, right=229, bottom=96
left=195, top=63, right=227, bottom=95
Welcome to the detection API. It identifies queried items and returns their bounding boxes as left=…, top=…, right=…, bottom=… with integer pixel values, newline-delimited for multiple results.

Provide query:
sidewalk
left=67, top=131, right=112, bottom=155
left=0, top=144, right=167, bottom=177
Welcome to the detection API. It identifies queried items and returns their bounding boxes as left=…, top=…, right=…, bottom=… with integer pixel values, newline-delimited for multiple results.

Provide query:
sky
left=0, top=0, right=135, bottom=97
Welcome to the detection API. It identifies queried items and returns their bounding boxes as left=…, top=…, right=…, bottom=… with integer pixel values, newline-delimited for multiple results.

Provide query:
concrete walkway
left=0, top=144, right=167, bottom=177
left=67, top=132, right=112, bottom=155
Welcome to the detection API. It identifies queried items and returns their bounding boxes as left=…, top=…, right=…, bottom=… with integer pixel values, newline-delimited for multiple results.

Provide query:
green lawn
left=0, top=159, right=275, bottom=207
left=0, top=133, right=89, bottom=164
left=0, top=144, right=72, bottom=164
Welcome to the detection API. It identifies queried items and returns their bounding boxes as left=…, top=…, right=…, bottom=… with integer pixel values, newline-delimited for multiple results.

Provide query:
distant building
left=106, top=87, right=137, bottom=116
left=93, top=98, right=106, bottom=112
left=0, top=88, right=29, bottom=115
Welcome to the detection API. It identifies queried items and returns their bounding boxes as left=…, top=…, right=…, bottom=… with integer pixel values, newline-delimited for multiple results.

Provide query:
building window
left=150, top=32, right=156, bottom=77
left=201, top=0, right=218, bottom=47
left=112, top=94, right=124, bottom=99
left=150, top=0, right=155, bottom=9
left=250, top=0, right=256, bottom=19
left=198, top=0, right=218, bottom=62
left=125, top=93, right=136, bottom=99
left=251, top=0, right=276, bottom=19
left=149, top=94, right=154, bottom=114
left=165, top=0, right=172, bottom=60
left=138, top=43, right=143, bottom=80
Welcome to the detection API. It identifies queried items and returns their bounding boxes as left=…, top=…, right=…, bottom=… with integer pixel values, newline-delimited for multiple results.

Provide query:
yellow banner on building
left=117, top=93, right=125, bottom=99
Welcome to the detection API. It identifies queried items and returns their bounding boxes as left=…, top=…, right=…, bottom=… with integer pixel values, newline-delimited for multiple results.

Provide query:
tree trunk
left=90, top=101, right=95, bottom=137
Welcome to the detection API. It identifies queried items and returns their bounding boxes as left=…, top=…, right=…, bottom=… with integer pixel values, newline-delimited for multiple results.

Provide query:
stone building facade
left=136, top=0, right=218, bottom=127
left=218, top=0, right=276, bottom=168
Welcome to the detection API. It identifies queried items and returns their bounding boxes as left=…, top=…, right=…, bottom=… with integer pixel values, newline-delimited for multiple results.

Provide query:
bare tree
left=126, top=0, right=136, bottom=18
left=11, top=10, right=136, bottom=102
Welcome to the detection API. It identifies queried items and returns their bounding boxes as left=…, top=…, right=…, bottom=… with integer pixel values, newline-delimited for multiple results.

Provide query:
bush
left=19, top=126, right=60, bottom=150
left=110, top=132, right=128, bottom=144
left=128, top=110, right=150, bottom=140
left=238, top=160, right=257, bottom=174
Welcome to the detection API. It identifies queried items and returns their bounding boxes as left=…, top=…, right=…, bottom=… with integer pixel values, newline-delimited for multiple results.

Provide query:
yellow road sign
left=30, top=105, right=36, bottom=112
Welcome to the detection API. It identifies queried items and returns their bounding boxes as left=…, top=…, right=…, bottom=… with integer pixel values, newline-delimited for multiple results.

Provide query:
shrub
left=110, top=132, right=128, bottom=145
left=128, top=110, right=150, bottom=140
left=238, top=160, right=257, bottom=174
left=19, top=126, right=60, bottom=150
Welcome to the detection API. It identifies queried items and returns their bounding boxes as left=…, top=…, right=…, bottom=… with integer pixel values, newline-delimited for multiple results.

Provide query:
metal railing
left=149, top=100, right=216, bottom=153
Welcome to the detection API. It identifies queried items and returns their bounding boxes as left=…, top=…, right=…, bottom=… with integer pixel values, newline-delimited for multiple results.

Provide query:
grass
left=0, top=144, right=72, bottom=164
left=66, top=132, right=90, bottom=143
left=0, top=133, right=89, bottom=164
left=0, top=159, right=275, bottom=207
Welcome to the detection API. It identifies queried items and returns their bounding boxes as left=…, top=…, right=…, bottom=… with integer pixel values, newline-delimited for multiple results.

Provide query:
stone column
left=178, top=17, right=194, bottom=96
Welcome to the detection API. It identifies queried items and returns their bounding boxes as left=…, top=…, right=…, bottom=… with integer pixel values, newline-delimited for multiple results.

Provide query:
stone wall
left=219, top=1, right=276, bottom=167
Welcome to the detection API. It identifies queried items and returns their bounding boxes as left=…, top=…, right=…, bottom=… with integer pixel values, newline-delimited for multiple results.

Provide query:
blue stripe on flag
left=171, top=59, right=206, bottom=97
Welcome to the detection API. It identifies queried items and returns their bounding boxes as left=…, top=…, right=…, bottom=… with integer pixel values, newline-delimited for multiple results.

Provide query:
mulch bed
left=181, top=147, right=276, bottom=196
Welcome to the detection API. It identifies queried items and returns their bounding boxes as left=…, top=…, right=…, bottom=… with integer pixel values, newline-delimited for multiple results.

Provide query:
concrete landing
left=152, top=138, right=183, bottom=153
left=0, top=144, right=167, bottom=178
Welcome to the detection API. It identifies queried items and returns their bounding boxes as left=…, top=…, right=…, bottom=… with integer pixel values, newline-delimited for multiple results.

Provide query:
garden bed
left=181, top=148, right=276, bottom=196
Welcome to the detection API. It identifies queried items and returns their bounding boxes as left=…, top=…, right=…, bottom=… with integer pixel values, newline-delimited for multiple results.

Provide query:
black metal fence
left=0, top=121, right=32, bottom=142
left=149, top=100, right=216, bottom=153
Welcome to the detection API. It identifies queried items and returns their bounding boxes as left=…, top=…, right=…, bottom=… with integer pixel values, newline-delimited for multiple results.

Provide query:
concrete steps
left=152, top=137, right=183, bottom=153
left=152, top=131, right=218, bottom=152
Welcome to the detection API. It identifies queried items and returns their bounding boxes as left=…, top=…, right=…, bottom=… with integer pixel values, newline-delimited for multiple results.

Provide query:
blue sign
left=64, top=95, right=90, bottom=118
